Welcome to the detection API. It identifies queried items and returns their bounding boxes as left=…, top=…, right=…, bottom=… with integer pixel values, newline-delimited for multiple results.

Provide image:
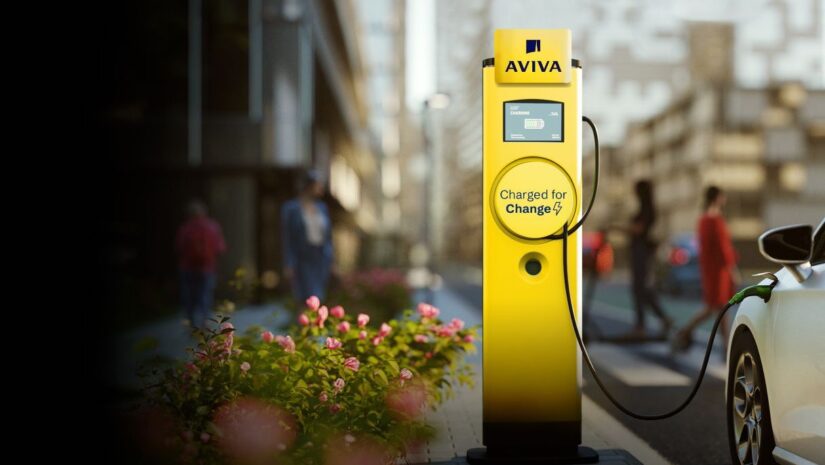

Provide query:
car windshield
left=813, top=219, right=825, bottom=265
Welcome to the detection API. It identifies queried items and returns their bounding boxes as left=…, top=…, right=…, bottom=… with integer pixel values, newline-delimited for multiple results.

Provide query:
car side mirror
left=758, top=224, right=814, bottom=283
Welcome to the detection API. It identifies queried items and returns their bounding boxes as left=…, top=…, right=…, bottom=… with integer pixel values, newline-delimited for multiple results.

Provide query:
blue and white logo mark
left=526, top=39, right=541, bottom=53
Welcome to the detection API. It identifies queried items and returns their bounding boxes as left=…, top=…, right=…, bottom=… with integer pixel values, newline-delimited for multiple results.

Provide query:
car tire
left=727, top=330, right=777, bottom=465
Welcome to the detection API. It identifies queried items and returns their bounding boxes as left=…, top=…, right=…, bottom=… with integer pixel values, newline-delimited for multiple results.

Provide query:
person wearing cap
left=281, top=170, right=333, bottom=302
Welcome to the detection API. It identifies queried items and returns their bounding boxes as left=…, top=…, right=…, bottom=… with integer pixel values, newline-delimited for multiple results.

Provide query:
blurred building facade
left=102, top=0, right=408, bottom=312
left=592, top=23, right=825, bottom=268
left=429, top=0, right=824, bottom=267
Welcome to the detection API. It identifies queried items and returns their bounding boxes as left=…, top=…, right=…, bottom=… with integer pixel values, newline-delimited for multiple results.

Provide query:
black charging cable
left=543, top=116, right=599, bottom=240
left=561, top=222, right=742, bottom=420
left=547, top=116, right=777, bottom=420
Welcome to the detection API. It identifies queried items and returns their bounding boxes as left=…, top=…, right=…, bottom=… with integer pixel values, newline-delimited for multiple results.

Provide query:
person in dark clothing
left=616, top=180, right=673, bottom=338
left=281, top=170, right=333, bottom=303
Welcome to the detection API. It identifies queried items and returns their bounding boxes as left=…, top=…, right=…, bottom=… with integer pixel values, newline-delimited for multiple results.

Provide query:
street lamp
left=421, top=92, right=451, bottom=304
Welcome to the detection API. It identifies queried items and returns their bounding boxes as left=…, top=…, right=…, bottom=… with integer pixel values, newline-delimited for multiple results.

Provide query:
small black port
left=525, top=259, right=542, bottom=276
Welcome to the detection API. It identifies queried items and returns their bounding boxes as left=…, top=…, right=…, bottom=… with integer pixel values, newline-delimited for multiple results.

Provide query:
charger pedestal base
left=467, top=446, right=599, bottom=464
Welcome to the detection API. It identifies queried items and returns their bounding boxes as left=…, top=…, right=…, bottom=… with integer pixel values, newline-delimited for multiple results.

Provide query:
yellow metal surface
left=482, top=32, right=582, bottom=424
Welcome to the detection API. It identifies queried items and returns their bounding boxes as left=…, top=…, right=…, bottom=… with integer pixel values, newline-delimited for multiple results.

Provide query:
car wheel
left=727, top=330, right=777, bottom=465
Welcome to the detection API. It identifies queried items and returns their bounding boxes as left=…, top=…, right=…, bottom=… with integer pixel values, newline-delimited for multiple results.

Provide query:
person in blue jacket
left=281, top=170, right=333, bottom=302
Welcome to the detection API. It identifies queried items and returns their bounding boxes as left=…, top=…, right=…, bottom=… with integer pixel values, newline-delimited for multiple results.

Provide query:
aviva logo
left=494, top=29, right=571, bottom=83
left=505, top=59, right=562, bottom=73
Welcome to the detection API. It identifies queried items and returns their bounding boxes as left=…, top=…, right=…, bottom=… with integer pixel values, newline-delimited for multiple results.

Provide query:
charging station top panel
left=494, top=29, right=572, bottom=84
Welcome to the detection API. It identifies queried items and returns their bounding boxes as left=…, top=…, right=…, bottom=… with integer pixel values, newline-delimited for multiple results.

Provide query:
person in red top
left=176, top=200, right=226, bottom=328
left=673, top=186, right=740, bottom=352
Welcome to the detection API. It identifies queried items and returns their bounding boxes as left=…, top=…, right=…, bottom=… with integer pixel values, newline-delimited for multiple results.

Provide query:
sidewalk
left=406, top=285, right=671, bottom=465
left=112, top=303, right=291, bottom=390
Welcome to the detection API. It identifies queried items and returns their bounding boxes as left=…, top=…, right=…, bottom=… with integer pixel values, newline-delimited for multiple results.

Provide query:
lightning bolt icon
left=553, top=201, right=562, bottom=216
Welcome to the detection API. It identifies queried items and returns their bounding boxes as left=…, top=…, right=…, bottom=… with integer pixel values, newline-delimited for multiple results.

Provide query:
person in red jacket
left=177, top=200, right=226, bottom=328
left=673, top=186, right=740, bottom=352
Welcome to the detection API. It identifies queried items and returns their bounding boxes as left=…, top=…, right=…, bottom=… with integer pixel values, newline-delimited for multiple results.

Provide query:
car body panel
left=730, top=264, right=825, bottom=464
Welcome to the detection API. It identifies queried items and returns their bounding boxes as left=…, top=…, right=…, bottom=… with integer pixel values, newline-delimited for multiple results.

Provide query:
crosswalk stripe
left=634, top=342, right=728, bottom=381
left=587, top=343, right=691, bottom=386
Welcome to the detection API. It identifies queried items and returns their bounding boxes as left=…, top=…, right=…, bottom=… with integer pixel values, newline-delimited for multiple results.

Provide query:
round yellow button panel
left=492, top=158, right=578, bottom=239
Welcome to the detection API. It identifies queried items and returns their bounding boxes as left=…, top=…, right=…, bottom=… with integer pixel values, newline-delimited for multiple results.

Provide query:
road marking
left=636, top=342, right=728, bottom=381
left=587, top=343, right=691, bottom=386
left=583, top=395, right=674, bottom=465
left=588, top=302, right=728, bottom=381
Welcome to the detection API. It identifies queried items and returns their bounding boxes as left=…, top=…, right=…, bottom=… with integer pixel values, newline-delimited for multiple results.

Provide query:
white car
left=728, top=219, right=825, bottom=465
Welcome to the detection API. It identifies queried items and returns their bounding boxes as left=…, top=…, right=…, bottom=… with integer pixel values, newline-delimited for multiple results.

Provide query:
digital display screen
left=504, top=102, right=563, bottom=142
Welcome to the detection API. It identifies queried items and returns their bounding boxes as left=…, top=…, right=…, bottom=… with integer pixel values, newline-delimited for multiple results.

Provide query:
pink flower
left=325, top=337, right=342, bottom=350
left=277, top=335, right=295, bottom=353
left=414, top=334, right=428, bottom=343
left=298, top=313, right=310, bottom=326
left=306, top=295, right=320, bottom=311
left=343, top=357, right=360, bottom=372
left=359, top=330, right=367, bottom=340
left=435, top=325, right=455, bottom=338
left=316, top=306, right=329, bottom=327
left=261, top=331, right=275, bottom=343
left=330, top=305, right=345, bottom=318
left=417, top=303, right=440, bottom=319
left=329, top=403, right=342, bottom=414
left=463, top=334, right=475, bottom=343
left=319, top=391, right=329, bottom=403
left=449, top=318, right=465, bottom=330
left=424, top=352, right=433, bottom=359
left=371, top=336, right=383, bottom=346
left=357, top=313, right=370, bottom=328
left=213, top=398, right=296, bottom=462
left=386, top=384, right=427, bottom=419
left=400, top=368, right=413, bottom=381
left=240, top=362, right=251, bottom=373
left=221, top=322, right=235, bottom=331
left=333, top=377, right=345, bottom=393
left=378, top=323, right=392, bottom=337
left=337, top=321, right=351, bottom=333
left=200, top=432, right=211, bottom=443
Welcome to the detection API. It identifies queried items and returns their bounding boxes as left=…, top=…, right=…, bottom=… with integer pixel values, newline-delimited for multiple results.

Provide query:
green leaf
left=387, top=360, right=399, bottom=373
left=373, top=370, right=389, bottom=386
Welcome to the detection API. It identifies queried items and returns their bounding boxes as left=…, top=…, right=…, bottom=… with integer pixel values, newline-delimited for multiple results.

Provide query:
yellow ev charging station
left=466, top=28, right=783, bottom=465
left=467, top=29, right=599, bottom=463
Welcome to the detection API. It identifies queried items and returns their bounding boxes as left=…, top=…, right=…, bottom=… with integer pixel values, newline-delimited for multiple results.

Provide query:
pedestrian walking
left=281, top=170, right=334, bottom=303
left=176, top=199, right=226, bottom=328
left=672, top=186, right=740, bottom=352
left=614, top=180, right=673, bottom=339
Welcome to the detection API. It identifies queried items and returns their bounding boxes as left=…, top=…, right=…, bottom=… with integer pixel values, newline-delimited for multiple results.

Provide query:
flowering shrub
left=140, top=297, right=477, bottom=465
left=328, top=268, right=411, bottom=324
